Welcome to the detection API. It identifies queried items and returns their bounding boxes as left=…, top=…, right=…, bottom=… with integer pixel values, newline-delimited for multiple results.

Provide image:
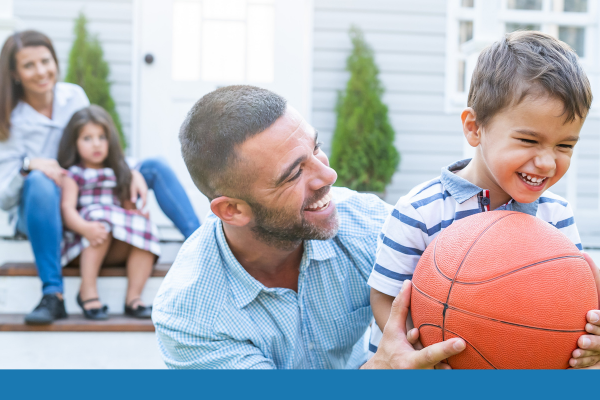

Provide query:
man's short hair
left=468, top=31, right=592, bottom=127
left=179, top=85, right=287, bottom=200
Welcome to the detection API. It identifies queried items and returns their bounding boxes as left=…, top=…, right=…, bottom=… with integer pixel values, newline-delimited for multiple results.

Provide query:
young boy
left=367, top=31, right=595, bottom=365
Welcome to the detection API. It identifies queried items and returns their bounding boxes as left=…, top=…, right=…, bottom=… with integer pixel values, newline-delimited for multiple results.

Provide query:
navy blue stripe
left=426, top=218, right=455, bottom=237
left=411, top=191, right=452, bottom=209
left=539, top=197, right=568, bottom=207
left=392, top=209, right=428, bottom=234
left=415, top=179, right=442, bottom=195
left=455, top=208, right=481, bottom=221
left=369, top=343, right=378, bottom=353
left=550, top=217, right=575, bottom=230
left=374, top=263, right=415, bottom=281
left=576, top=243, right=583, bottom=251
left=382, top=236, right=424, bottom=256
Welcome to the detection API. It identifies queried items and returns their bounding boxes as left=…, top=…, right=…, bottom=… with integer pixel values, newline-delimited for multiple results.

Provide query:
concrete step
left=0, top=314, right=154, bottom=332
left=0, top=332, right=165, bottom=369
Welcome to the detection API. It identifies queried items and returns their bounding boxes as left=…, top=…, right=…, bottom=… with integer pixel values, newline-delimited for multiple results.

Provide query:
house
left=1, top=0, right=599, bottom=367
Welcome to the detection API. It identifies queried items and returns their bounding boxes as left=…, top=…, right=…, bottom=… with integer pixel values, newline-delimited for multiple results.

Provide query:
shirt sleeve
left=553, top=201, right=582, bottom=251
left=154, top=314, right=276, bottom=369
left=0, top=146, right=24, bottom=211
left=367, top=198, right=428, bottom=297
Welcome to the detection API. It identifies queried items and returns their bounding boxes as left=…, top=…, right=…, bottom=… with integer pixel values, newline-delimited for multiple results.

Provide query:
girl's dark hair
left=58, top=105, right=131, bottom=201
left=0, top=30, right=59, bottom=141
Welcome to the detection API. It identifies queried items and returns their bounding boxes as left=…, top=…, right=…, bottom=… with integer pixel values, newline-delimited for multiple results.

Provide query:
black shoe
left=24, top=294, right=68, bottom=325
left=124, top=298, right=152, bottom=319
left=77, top=293, right=109, bottom=320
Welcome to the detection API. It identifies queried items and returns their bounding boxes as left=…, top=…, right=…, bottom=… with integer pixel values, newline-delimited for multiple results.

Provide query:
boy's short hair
left=468, top=31, right=593, bottom=127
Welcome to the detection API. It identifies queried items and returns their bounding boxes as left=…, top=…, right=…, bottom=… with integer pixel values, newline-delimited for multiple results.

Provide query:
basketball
left=410, top=211, right=598, bottom=369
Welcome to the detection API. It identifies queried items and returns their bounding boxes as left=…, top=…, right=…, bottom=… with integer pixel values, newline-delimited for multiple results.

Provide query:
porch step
left=0, top=314, right=154, bottom=332
left=0, top=262, right=171, bottom=277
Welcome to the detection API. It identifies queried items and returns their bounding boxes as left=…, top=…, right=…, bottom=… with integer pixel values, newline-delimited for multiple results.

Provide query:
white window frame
left=445, top=0, right=599, bottom=115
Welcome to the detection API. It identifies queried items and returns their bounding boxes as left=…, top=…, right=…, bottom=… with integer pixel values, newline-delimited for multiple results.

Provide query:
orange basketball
left=410, top=211, right=598, bottom=369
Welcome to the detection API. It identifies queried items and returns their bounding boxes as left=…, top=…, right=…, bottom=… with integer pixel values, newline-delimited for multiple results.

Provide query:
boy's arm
left=371, top=288, right=394, bottom=331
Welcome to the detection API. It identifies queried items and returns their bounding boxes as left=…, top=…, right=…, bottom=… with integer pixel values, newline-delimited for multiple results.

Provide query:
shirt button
left=308, top=342, right=315, bottom=350
left=482, top=197, right=490, bottom=206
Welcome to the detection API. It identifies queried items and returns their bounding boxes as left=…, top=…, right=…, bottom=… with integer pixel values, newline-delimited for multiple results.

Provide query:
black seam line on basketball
left=432, top=255, right=584, bottom=285
left=412, top=283, right=586, bottom=333
left=417, top=323, right=497, bottom=369
left=436, top=212, right=517, bottom=341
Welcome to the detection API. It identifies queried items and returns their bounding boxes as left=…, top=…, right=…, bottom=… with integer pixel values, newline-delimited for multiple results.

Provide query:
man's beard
left=246, top=187, right=339, bottom=251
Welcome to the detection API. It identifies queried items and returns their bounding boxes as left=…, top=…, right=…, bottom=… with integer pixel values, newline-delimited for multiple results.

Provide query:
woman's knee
left=23, top=171, right=60, bottom=201
left=140, top=156, right=171, bottom=173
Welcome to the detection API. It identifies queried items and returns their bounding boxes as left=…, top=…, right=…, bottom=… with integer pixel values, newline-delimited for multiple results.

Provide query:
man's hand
left=130, top=170, right=148, bottom=209
left=362, top=280, right=466, bottom=369
left=569, top=252, right=600, bottom=369
left=29, top=158, right=67, bottom=187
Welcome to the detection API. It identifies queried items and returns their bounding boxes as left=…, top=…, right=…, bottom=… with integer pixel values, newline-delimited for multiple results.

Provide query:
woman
left=0, top=30, right=201, bottom=324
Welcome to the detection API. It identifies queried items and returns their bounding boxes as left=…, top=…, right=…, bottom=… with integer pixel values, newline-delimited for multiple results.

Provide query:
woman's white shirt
left=0, top=82, right=90, bottom=216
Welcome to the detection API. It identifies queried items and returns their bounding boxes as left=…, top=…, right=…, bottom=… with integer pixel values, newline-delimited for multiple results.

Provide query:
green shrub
left=330, top=26, right=399, bottom=192
left=65, top=13, right=126, bottom=148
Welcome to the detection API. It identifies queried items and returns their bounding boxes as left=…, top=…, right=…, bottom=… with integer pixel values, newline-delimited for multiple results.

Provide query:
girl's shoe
left=124, top=298, right=152, bottom=319
left=77, top=293, right=109, bottom=320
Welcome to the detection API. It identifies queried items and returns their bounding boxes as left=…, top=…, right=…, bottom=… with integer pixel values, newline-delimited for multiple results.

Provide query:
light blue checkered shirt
left=153, top=187, right=392, bottom=369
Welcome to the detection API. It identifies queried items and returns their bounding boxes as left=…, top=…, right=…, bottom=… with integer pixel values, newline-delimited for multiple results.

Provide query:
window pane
left=247, top=4, right=275, bottom=82
left=506, top=23, right=542, bottom=33
left=202, top=21, right=246, bottom=81
left=507, top=0, right=543, bottom=10
left=559, top=26, right=585, bottom=56
left=564, top=0, right=588, bottom=12
left=457, top=60, right=466, bottom=92
left=459, top=21, right=473, bottom=45
left=461, top=0, right=474, bottom=7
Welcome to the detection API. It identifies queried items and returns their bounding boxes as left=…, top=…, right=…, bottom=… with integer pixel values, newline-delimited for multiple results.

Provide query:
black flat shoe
left=77, top=293, right=109, bottom=320
left=124, top=298, right=152, bottom=319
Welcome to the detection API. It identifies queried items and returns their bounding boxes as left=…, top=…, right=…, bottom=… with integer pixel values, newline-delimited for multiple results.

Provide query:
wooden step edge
left=0, top=263, right=171, bottom=277
left=0, top=314, right=155, bottom=332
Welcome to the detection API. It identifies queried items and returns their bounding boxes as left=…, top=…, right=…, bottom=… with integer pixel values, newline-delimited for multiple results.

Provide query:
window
left=445, top=0, right=596, bottom=112
left=171, top=0, right=275, bottom=83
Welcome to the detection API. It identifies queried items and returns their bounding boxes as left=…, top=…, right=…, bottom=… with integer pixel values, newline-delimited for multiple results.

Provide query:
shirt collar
left=14, top=83, right=72, bottom=128
left=440, top=159, right=483, bottom=204
left=215, top=219, right=337, bottom=309
left=440, top=158, right=538, bottom=216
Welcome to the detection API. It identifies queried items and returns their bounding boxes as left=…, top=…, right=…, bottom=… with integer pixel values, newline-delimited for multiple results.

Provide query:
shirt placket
left=478, top=189, right=491, bottom=212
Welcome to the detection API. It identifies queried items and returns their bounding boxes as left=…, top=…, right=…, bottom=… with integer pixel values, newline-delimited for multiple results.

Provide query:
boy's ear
left=461, top=108, right=482, bottom=147
left=210, top=196, right=253, bottom=227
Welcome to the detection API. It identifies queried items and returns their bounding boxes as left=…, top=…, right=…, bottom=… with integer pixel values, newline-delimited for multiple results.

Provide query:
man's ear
left=210, top=196, right=253, bottom=227
left=461, top=108, right=482, bottom=147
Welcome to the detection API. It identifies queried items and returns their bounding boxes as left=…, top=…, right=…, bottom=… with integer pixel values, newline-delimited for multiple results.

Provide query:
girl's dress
left=61, top=165, right=161, bottom=266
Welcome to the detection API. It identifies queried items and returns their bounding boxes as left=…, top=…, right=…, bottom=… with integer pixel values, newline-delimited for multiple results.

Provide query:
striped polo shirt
left=367, top=159, right=582, bottom=353
left=368, top=158, right=582, bottom=298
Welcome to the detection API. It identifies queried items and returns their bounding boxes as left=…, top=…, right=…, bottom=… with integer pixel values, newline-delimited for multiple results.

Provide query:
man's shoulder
left=332, top=187, right=392, bottom=237
left=153, top=216, right=231, bottom=327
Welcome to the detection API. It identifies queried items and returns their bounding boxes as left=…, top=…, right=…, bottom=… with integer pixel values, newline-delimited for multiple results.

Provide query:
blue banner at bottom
left=0, top=370, right=594, bottom=400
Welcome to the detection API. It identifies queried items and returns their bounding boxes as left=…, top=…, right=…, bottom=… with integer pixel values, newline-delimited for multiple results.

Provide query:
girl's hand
left=29, top=158, right=67, bottom=187
left=130, top=170, right=148, bottom=208
left=84, top=222, right=109, bottom=247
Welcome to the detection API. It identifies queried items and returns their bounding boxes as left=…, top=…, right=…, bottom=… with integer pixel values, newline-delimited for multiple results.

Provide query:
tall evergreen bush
left=330, top=26, right=399, bottom=192
left=65, top=13, right=126, bottom=148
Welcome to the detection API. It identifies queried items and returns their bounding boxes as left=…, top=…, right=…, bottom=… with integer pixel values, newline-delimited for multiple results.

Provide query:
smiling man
left=152, top=85, right=469, bottom=369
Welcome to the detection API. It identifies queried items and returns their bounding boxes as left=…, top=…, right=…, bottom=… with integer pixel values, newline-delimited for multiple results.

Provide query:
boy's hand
left=84, top=222, right=109, bottom=247
left=570, top=252, right=600, bottom=369
left=361, top=280, right=466, bottom=369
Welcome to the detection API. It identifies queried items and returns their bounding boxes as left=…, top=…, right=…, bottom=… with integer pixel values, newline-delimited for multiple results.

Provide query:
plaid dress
left=61, top=165, right=161, bottom=266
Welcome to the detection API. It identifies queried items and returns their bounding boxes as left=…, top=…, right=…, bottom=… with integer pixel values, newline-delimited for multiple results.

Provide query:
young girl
left=57, top=105, right=160, bottom=320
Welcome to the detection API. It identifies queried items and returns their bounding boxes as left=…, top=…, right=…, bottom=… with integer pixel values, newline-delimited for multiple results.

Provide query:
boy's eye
left=558, top=144, right=574, bottom=149
left=519, top=138, right=537, bottom=144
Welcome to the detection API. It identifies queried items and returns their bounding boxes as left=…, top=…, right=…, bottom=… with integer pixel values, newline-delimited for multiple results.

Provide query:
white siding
left=13, top=0, right=133, bottom=143
left=312, top=0, right=464, bottom=204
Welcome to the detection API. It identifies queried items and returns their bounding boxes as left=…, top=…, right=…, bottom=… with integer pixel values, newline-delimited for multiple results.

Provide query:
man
left=153, top=85, right=600, bottom=369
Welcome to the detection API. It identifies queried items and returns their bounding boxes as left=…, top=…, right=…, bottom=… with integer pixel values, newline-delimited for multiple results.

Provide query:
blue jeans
left=18, top=158, right=200, bottom=295
left=17, top=171, right=64, bottom=295
left=139, top=157, right=200, bottom=239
